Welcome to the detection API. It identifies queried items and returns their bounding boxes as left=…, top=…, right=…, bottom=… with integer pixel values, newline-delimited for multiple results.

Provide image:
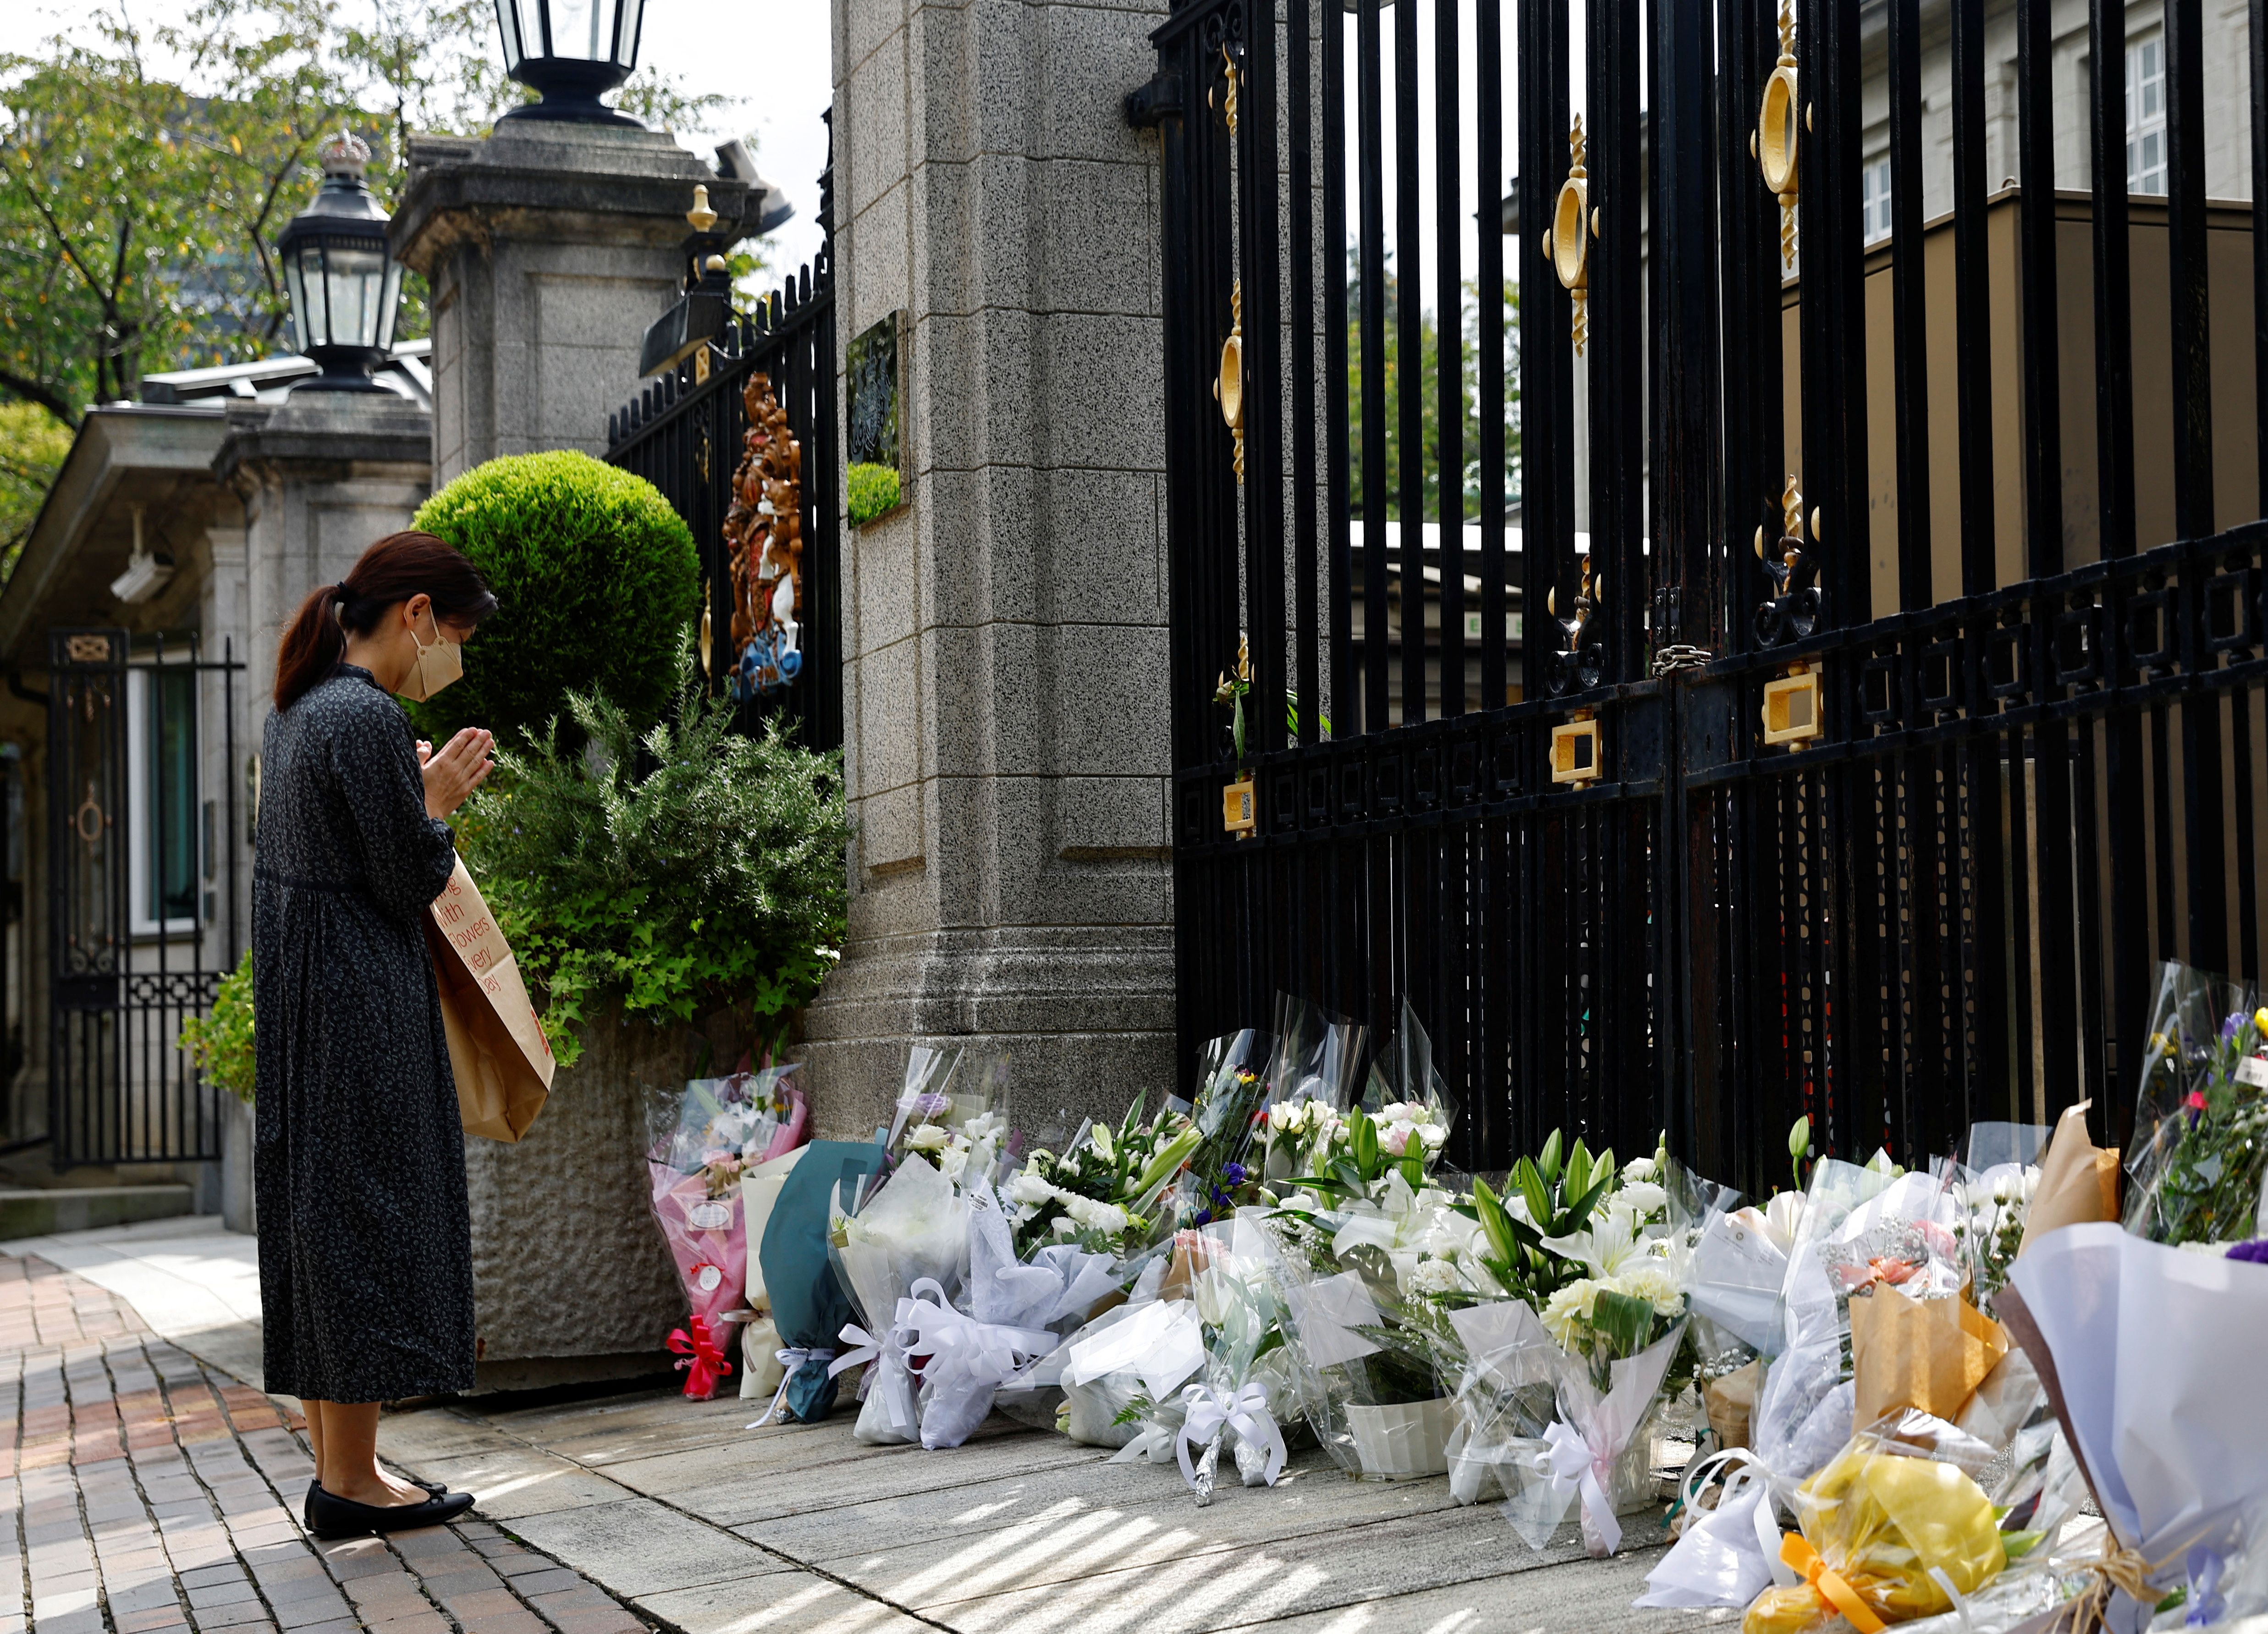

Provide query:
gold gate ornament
left=1217, top=281, right=1245, bottom=483
left=1541, top=115, right=1593, bottom=356
left=1551, top=708, right=1602, bottom=788
left=1762, top=663, right=1824, bottom=748
left=1756, top=0, right=1800, bottom=269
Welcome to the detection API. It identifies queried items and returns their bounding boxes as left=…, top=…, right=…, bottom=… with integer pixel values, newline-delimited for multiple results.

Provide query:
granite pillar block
left=812, top=0, right=1177, bottom=1135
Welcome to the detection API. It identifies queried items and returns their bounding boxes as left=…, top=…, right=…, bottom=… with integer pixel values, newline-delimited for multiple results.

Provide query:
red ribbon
left=667, top=1314, right=734, bottom=1400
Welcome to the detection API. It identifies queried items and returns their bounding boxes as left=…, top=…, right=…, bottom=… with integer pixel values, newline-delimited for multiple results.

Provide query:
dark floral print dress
left=253, top=664, right=474, bottom=1401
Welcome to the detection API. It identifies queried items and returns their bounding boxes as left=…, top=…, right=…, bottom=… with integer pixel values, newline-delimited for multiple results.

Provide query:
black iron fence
left=606, top=248, right=841, bottom=752
left=1140, top=0, right=2268, bottom=1191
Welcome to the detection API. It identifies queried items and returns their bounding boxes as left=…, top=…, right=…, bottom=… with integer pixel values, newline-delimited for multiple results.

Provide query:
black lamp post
left=493, top=0, right=647, bottom=126
left=277, top=132, right=402, bottom=392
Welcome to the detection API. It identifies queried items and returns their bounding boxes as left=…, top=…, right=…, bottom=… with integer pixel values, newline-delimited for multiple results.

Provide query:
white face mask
left=398, top=606, right=463, bottom=703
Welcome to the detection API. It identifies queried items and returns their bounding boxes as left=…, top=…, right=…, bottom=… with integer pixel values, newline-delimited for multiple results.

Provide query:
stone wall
left=805, top=0, right=1178, bottom=1136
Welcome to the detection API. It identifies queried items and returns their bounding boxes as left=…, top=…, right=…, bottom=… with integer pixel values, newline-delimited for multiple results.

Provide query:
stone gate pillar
left=806, top=0, right=1177, bottom=1131
left=389, top=124, right=751, bottom=486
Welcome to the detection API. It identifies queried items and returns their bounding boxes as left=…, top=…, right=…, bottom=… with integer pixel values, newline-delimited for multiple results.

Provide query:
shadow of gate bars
left=1138, top=0, right=2268, bottom=1190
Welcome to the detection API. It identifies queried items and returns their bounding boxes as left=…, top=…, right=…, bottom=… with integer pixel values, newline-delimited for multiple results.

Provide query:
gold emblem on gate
left=1756, top=0, right=1800, bottom=269
left=1217, top=281, right=1245, bottom=483
left=1222, top=776, right=1257, bottom=839
left=1540, top=116, right=1592, bottom=356
left=1762, top=664, right=1824, bottom=749
left=1550, top=708, right=1602, bottom=789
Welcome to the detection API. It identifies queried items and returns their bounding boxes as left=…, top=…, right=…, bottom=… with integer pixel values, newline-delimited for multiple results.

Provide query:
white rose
left=1621, top=1154, right=1658, bottom=1184
left=904, top=1124, right=950, bottom=1152
left=1007, top=1169, right=1059, bottom=1207
left=1416, top=1123, right=1448, bottom=1151
left=1619, top=1180, right=1667, bottom=1217
left=939, top=1145, right=970, bottom=1183
left=1064, top=1195, right=1129, bottom=1236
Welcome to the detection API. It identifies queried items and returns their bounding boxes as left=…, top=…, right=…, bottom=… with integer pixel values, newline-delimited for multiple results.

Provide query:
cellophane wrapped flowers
left=1002, top=1095, right=1199, bottom=1261
left=2125, top=960, right=2268, bottom=1247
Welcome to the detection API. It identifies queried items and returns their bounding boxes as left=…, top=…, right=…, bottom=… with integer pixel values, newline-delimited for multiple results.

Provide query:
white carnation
left=1617, top=1260, right=1684, bottom=1319
left=1541, top=1279, right=1603, bottom=1351
left=1404, top=1259, right=1467, bottom=1297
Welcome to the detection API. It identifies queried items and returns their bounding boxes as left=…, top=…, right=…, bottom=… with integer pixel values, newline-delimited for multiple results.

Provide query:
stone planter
left=1346, top=1397, right=1452, bottom=1479
left=462, top=1007, right=739, bottom=1391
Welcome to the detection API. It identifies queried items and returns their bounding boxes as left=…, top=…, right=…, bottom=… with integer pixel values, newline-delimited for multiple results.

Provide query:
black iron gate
left=48, top=629, right=242, bottom=1168
left=606, top=215, right=841, bottom=751
left=1143, top=0, right=2268, bottom=1190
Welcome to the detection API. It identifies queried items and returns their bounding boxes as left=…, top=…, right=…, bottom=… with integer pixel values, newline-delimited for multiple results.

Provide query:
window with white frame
left=1861, top=155, right=1894, bottom=243
left=2127, top=36, right=2167, bottom=195
left=126, top=667, right=199, bottom=936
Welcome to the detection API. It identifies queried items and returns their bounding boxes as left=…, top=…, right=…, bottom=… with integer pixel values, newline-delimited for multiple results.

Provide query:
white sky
left=0, top=0, right=834, bottom=278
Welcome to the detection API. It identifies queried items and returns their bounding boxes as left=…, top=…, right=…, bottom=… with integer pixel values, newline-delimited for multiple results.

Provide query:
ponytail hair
left=274, top=530, right=499, bottom=711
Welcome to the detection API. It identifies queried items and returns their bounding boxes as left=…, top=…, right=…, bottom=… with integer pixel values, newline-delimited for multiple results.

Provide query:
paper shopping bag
left=2015, top=1100, right=2120, bottom=1255
left=424, top=856, right=553, bottom=1142
left=1848, top=1282, right=2008, bottom=1428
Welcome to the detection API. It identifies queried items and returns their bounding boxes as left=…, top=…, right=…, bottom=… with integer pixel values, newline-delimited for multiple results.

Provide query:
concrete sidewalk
left=8, top=1220, right=1709, bottom=1633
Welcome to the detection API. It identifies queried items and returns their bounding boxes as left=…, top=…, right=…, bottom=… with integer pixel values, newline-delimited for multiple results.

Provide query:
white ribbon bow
left=1677, top=1446, right=1794, bottom=1586
left=1175, top=1382, right=1287, bottom=1492
left=744, top=1345, right=837, bottom=1430
left=1107, top=1419, right=1179, bottom=1467
left=829, top=1319, right=917, bottom=1434
left=1543, top=1417, right=1620, bottom=1556
left=899, top=1278, right=1054, bottom=1393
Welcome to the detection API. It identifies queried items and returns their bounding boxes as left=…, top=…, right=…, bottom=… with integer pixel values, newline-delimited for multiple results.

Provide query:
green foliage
left=1347, top=261, right=1521, bottom=519
left=0, top=0, right=749, bottom=535
left=453, top=652, right=849, bottom=1067
left=410, top=451, right=700, bottom=748
left=0, top=402, right=71, bottom=574
left=846, top=461, right=902, bottom=526
left=1461, top=1129, right=1616, bottom=1309
left=179, top=949, right=256, bottom=1104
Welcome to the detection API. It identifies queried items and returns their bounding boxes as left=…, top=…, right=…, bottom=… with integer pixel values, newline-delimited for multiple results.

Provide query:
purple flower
left=2228, top=1240, right=2268, bottom=1264
left=2222, top=1012, right=2250, bottom=1043
left=1194, top=1209, right=1214, bottom=1226
left=1224, top=1163, right=1248, bottom=1186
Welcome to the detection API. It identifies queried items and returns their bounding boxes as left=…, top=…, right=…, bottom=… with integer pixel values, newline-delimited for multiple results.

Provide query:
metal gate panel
left=48, top=629, right=242, bottom=1169
left=1142, top=0, right=2268, bottom=1188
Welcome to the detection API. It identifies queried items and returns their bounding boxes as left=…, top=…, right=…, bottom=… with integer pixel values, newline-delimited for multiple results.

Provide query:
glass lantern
left=275, top=132, right=402, bottom=392
left=493, top=0, right=648, bottom=126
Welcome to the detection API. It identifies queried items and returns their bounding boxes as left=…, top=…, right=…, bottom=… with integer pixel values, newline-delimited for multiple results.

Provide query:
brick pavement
left=0, top=1256, right=655, bottom=1634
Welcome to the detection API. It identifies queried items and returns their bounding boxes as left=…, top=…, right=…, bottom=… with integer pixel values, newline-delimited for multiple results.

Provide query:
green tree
left=0, top=0, right=752, bottom=567
left=0, top=401, right=71, bottom=573
left=1346, top=257, right=1520, bottom=521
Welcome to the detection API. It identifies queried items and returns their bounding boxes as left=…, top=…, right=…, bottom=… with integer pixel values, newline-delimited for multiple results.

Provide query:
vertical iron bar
left=1326, top=0, right=1354, bottom=745
left=1436, top=0, right=1465, bottom=718
left=1475, top=0, right=1506, bottom=713
left=1245, top=2, right=1287, bottom=763
left=1291, top=0, right=1321, bottom=752
left=1360, top=0, right=1390, bottom=733
left=1888, top=0, right=1931, bottom=610
left=1394, top=0, right=1426, bottom=723
left=1949, top=0, right=1995, bottom=597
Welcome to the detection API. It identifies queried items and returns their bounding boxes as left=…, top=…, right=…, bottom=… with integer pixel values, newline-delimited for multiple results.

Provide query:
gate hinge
left=1125, top=73, right=1184, bottom=129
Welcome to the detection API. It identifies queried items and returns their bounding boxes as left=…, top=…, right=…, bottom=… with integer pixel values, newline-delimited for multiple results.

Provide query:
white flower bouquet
left=1002, top=1094, right=1200, bottom=1262
left=826, top=1152, right=969, bottom=1445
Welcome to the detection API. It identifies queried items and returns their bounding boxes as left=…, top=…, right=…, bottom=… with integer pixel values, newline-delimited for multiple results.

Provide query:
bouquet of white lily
left=1002, top=1094, right=1200, bottom=1261
left=1426, top=1133, right=1693, bottom=1557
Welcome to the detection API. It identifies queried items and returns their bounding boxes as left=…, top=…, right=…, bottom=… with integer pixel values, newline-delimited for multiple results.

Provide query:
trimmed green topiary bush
left=408, top=450, right=700, bottom=748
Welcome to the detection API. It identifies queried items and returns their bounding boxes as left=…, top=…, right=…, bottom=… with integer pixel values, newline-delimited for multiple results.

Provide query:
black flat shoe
left=305, top=1482, right=474, bottom=1540
left=303, top=1476, right=443, bottom=1530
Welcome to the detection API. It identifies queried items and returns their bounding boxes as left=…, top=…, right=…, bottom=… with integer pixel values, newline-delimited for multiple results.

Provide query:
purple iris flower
left=1194, top=1209, right=1214, bottom=1226
left=1224, top=1163, right=1248, bottom=1186
left=2222, top=1011, right=2249, bottom=1043
left=2227, top=1240, right=2268, bottom=1264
